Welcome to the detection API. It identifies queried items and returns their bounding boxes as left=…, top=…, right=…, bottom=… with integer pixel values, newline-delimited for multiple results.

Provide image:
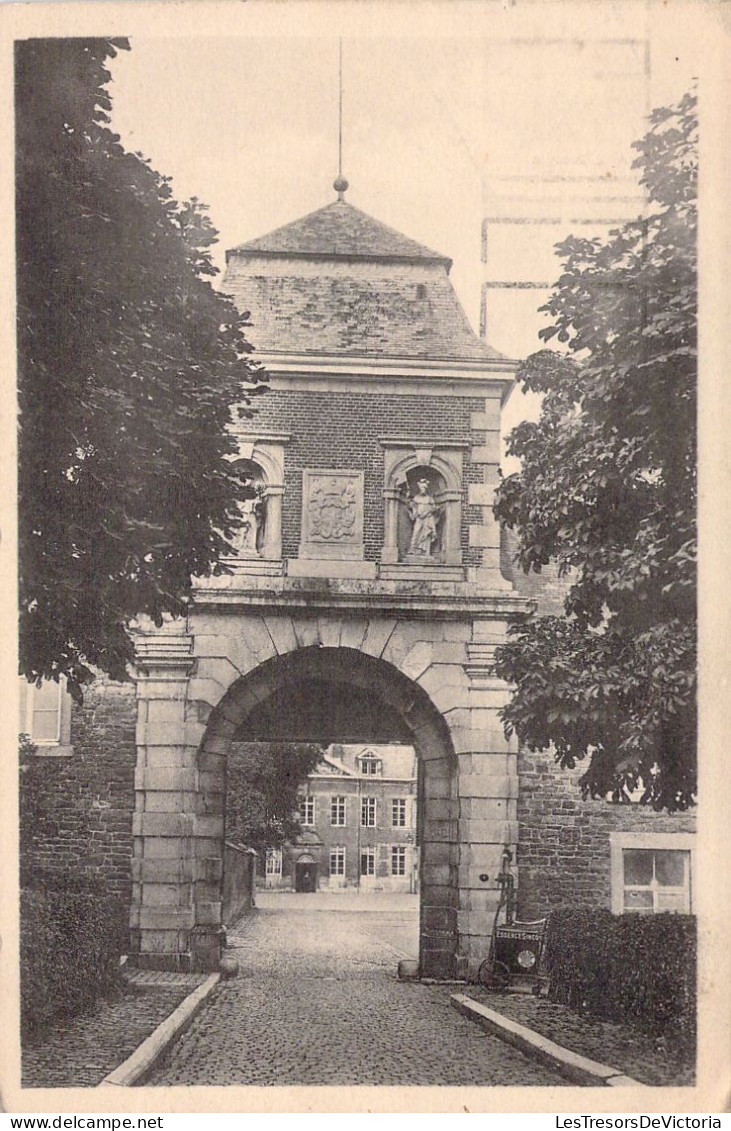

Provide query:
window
left=330, top=847, right=346, bottom=876
left=392, top=798, right=407, bottom=827
left=360, top=848, right=375, bottom=876
left=391, top=845, right=407, bottom=876
left=610, top=833, right=694, bottom=915
left=359, top=755, right=381, bottom=776
left=20, top=677, right=70, bottom=748
left=299, top=796, right=315, bottom=826
left=330, top=796, right=346, bottom=826
left=361, top=796, right=376, bottom=827
left=265, top=849, right=282, bottom=876
left=622, top=849, right=690, bottom=914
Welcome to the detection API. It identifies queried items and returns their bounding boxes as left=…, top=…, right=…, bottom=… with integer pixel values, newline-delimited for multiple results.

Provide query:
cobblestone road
left=146, top=893, right=567, bottom=1087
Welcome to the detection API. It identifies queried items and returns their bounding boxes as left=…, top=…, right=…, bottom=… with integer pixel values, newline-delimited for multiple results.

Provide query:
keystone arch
left=197, top=644, right=460, bottom=977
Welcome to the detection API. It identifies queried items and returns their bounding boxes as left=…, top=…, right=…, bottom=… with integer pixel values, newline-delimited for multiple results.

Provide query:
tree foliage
left=225, top=743, right=323, bottom=858
left=17, top=38, right=266, bottom=697
left=493, top=92, right=697, bottom=811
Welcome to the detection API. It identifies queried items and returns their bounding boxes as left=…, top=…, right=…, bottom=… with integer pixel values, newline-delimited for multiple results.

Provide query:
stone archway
left=198, top=646, right=458, bottom=977
left=131, top=605, right=521, bottom=976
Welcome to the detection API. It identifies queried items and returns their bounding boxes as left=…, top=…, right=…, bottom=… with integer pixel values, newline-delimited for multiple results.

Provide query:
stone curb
left=450, top=993, right=646, bottom=1088
left=99, top=974, right=220, bottom=1087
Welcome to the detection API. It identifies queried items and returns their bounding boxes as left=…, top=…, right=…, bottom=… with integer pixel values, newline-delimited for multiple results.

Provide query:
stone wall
left=516, top=749, right=696, bottom=919
left=501, top=529, right=697, bottom=918
left=20, top=679, right=137, bottom=901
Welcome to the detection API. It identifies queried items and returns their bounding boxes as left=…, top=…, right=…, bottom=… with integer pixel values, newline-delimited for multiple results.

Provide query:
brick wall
left=20, top=679, right=137, bottom=901
left=251, top=388, right=486, bottom=564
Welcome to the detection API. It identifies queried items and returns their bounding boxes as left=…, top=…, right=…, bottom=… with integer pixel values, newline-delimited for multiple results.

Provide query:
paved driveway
left=145, top=892, right=566, bottom=1087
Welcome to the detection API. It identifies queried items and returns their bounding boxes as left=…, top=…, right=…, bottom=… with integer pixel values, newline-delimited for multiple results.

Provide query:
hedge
left=543, top=909, right=696, bottom=1056
left=20, top=876, right=128, bottom=1041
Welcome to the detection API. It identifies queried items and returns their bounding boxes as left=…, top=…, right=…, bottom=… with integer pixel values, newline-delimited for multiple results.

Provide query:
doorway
left=295, top=856, right=318, bottom=892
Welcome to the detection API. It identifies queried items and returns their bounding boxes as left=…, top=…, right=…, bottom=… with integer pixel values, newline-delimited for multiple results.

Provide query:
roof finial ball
left=334, top=175, right=349, bottom=201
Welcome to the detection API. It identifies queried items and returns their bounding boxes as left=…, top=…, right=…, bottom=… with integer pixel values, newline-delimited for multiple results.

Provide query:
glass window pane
left=624, top=889, right=654, bottom=911
left=623, top=849, right=653, bottom=886
left=657, top=889, right=688, bottom=913
left=34, top=680, right=61, bottom=710
left=655, top=850, right=687, bottom=887
left=33, top=709, right=60, bottom=742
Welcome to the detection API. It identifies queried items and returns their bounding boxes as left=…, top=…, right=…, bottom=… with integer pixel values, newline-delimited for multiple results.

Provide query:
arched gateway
left=132, top=599, right=525, bottom=977
left=129, top=185, right=529, bottom=977
left=205, top=646, right=456, bottom=973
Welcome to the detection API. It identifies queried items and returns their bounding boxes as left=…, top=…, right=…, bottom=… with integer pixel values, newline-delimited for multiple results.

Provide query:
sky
left=108, top=34, right=489, bottom=321
left=104, top=3, right=702, bottom=450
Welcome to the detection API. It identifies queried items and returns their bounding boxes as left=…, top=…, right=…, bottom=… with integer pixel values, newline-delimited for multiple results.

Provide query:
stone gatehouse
left=129, top=189, right=524, bottom=975
left=20, top=185, right=696, bottom=977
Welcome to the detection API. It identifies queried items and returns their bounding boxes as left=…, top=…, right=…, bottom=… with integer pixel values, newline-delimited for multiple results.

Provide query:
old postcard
left=1, top=0, right=729, bottom=1116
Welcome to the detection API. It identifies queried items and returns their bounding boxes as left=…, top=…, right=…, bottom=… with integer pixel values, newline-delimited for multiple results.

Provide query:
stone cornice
left=227, top=425, right=292, bottom=443
left=227, top=247, right=451, bottom=268
left=249, top=351, right=517, bottom=400
left=191, top=578, right=530, bottom=620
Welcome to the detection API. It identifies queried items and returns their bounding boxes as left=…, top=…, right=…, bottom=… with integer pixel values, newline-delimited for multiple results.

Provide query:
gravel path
left=146, top=896, right=567, bottom=1087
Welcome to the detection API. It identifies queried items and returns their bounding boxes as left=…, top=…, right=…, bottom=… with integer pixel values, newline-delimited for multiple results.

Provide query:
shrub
left=20, top=876, right=128, bottom=1041
left=544, top=909, right=696, bottom=1057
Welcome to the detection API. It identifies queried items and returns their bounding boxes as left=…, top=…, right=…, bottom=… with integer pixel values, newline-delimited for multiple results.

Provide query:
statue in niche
left=234, top=478, right=265, bottom=557
left=406, top=478, right=441, bottom=558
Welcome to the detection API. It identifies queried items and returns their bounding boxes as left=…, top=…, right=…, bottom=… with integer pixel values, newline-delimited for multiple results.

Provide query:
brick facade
left=251, top=388, right=487, bottom=566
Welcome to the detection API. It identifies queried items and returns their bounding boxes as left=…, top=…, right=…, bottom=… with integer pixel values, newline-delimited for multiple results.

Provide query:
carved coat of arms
left=308, top=477, right=357, bottom=542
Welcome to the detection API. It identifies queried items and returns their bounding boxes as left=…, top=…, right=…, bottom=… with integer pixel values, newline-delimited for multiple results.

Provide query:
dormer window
left=359, top=754, right=381, bottom=777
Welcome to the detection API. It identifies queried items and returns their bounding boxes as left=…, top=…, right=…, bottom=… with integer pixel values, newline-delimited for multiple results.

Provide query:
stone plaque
left=299, top=469, right=365, bottom=559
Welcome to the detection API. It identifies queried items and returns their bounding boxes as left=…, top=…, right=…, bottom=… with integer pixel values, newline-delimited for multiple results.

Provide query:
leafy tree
left=493, top=91, right=697, bottom=812
left=17, top=38, right=266, bottom=698
left=225, top=743, right=323, bottom=858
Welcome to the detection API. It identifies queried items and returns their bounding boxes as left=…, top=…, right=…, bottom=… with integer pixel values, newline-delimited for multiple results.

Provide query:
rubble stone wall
left=20, top=679, right=137, bottom=902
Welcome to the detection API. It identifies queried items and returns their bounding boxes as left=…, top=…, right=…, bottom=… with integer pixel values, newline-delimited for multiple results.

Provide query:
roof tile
left=229, top=199, right=451, bottom=264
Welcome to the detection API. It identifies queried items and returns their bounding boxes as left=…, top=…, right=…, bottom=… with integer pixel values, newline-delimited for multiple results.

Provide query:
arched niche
left=229, top=457, right=267, bottom=558
left=225, top=435, right=288, bottom=563
left=396, top=465, right=448, bottom=562
left=381, top=443, right=464, bottom=567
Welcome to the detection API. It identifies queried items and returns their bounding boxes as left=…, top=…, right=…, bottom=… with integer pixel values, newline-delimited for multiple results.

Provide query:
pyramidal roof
left=228, top=199, right=452, bottom=268
left=224, top=193, right=506, bottom=363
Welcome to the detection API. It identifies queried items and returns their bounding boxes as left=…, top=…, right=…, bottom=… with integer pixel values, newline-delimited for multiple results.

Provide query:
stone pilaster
left=456, top=617, right=520, bottom=973
left=130, top=627, right=219, bottom=970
